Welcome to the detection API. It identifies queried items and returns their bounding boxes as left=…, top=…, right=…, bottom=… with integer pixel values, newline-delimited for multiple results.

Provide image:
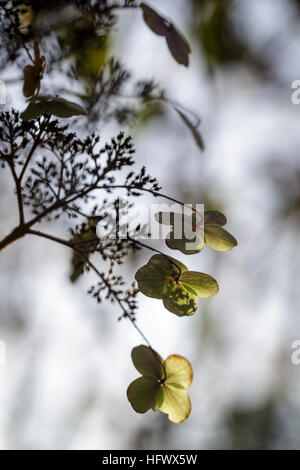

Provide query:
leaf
left=135, top=254, right=187, bottom=299
left=140, top=2, right=191, bottom=67
left=166, top=25, right=191, bottom=67
left=21, top=102, right=49, bottom=121
left=69, top=219, right=98, bottom=283
left=166, top=229, right=204, bottom=255
left=175, top=107, right=205, bottom=151
left=165, top=355, right=193, bottom=389
left=155, top=211, right=204, bottom=255
left=159, top=355, right=193, bottom=423
left=127, top=377, right=161, bottom=413
left=131, top=345, right=164, bottom=380
left=155, top=210, right=237, bottom=254
left=70, top=251, right=86, bottom=283
left=140, top=2, right=170, bottom=36
left=204, top=225, right=238, bottom=251
left=163, top=282, right=198, bottom=317
left=127, top=348, right=193, bottom=423
left=204, top=210, right=227, bottom=226
left=136, top=254, right=218, bottom=316
left=152, top=387, right=164, bottom=410
left=23, top=65, right=40, bottom=98
left=23, top=48, right=46, bottom=98
left=180, top=271, right=219, bottom=298
left=159, top=384, right=191, bottom=424
left=21, top=95, right=87, bottom=121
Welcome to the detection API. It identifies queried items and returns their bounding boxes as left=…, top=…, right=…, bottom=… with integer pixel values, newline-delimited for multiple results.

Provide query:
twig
left=27, top=229, right=152, bottom=347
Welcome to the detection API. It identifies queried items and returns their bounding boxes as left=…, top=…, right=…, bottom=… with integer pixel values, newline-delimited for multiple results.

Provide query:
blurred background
left=0, top=0, right=300, bottom=449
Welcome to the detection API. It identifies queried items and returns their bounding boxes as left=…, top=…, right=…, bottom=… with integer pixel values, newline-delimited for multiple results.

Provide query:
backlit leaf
left=127, top=377, right=160, bottom=413
left=163, top=282, right=198, bottom=317
left=159, top=384, right=191, bottom=424
left=127, top=347, right=193, bottom=423
left=155, top=209, right=237, bottom=254
left=166, top=229, right=204, bottom=255
left=180, top=271, right=219, bottom=298
left=165, top=354, right=193, bottom=389
left=131, top=345, right=164, bottom=380
left=136, top=254, right=218, bottom=316
left=135, top=254, right=187, bottom=299
left=204, top=225, right=238, bottom=251
left=203, top=210, right=227, bottom=226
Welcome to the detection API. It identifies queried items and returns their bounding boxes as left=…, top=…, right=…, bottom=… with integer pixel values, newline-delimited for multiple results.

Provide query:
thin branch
left=27, top=229, right=152, bottom=347
left=7, top=159, right=24, bottom=224
left=18, top=116, right=51, bottom=183
left=86, top=258, right=152, bottom=348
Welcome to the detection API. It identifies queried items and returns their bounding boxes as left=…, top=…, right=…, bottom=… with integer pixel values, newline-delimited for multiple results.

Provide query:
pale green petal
left=135, top=254, right=187, bottom=298
left=165, top=354, right=193, bottom=389
left=152, top=387, right=164, bottom=411
left=204, top=225, right=237, bottom=251
left=204, top=210, right=227, bottom=226
left=162, top=282, right=198, bottom=316
left=180, top=271, right=219, bottom=298
left=159, top=385, right=191, bottom=423
left=166, top=224, right=204, bottom=254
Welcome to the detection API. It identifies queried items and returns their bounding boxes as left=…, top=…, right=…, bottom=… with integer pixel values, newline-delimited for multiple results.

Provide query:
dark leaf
left=21, top=95, right=87, bottom=120
left=175, top=107, right=205, bottom=151
left=140, top=2, right=191, bottom=67
left=166, top=25, right=191, bottom=67
left=140, top=2, right=170, bottom=36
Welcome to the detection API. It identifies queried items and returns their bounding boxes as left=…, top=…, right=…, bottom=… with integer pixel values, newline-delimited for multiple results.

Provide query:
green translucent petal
left=166, top=230, right=204, bottom=255
left=180, top=271, right=219, bottom=298
left=164, top=355, right=193, bottom=388
left=135, top=254, right=187, bottom=299
left=204, top=210, right=227, bottom=226
left=162, top=282, right=198, bottom=316
left=135, top=266, right=169, bottom=299
left=204, top=225, right=238, bottom=251
left=156, top=212, right=206, bottom=254
left=156, top=254, right=188, bottom=275
left=159, top=385, right=191, bottom=424
left=152, top=386, right=164, bottom=411
left=131, top=345, right=165, bottom=380
left=127, top=377, right=160, bottom=414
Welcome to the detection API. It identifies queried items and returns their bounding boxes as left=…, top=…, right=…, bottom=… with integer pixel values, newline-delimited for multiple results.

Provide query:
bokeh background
left=1, top=0, right=300, bottom=449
